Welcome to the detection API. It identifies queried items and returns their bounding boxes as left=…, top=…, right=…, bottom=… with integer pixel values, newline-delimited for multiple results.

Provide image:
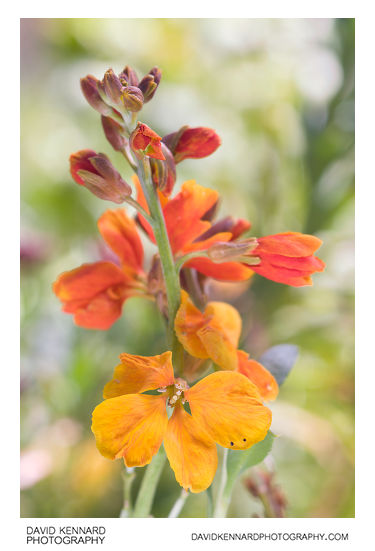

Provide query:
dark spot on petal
left=230, top=442, right=234, bottom=446
left=243, top=438, right=246, bottom=442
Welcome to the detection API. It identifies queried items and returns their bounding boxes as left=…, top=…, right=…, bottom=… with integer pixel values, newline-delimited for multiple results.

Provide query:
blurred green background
left=20, top=18, right=354, bottom=518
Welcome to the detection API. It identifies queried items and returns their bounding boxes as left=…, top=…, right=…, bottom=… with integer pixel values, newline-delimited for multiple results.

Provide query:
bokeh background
left=20, top=18, right=354, bottom=518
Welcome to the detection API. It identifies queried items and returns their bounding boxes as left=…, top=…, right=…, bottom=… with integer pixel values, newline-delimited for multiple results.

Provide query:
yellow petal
left=186, top=371, right=272, bottom=450
left=204, top=301, right=242, bottom=348
left=174, top=290, right=209, bottom=358
left=237, top=350, right=279, bottom=402
left=197, top=325, right=238, bottom=371
left=91, top=394, right=168, bottom=467
left=164, top=404, right=218, bottom=493
left=103, top=351, right=174, bottom=398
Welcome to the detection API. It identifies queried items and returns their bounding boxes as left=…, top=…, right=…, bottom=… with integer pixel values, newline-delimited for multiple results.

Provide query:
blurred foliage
left=20, top=18, right=354, bottom=518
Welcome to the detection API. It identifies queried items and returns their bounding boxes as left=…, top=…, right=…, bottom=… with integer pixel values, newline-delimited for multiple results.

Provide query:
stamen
left=157, top=387, right=167, bottom=393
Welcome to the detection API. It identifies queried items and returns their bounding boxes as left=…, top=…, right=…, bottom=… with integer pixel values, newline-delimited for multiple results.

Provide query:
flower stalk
left=168, top=488, right=189, bottom=518
left=132, top=446, right=167, bottom=518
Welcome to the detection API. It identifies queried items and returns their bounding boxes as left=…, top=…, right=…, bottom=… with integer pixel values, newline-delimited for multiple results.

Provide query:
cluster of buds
left=80, top=65, right=162, bottom=119
left=245, top=469, right=287, bottom=518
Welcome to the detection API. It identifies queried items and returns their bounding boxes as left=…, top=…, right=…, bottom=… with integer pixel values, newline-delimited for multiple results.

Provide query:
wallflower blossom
left=53, top=209, right=148, bottom=329
left=135, top=177, right=253, bottom=281
left=175, top=290, right=278, bottom=401
left=91, top=351, right=272, bottom=492
left=162, top=126, right=221, bottom=163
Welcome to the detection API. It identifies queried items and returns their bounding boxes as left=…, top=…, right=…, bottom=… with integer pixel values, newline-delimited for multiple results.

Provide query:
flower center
left=158, top=378, right=189, bottom=408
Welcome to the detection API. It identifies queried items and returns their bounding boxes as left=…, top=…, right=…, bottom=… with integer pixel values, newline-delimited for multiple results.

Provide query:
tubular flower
left=91, top=351, right=272, bottom=493
left=135, top=176, right=253, bottom=281
left=130, top=123, right=165, bottom=160
left=244, top=232, right=325, bottom=287
left=53, top=209, right=147, bottom=330
left=175, top=291, right=278, bottom=401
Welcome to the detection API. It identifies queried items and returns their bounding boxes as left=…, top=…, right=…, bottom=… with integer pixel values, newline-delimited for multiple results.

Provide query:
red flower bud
left=163, top=126, right=221, bottom=163
left=129, top=123, right=165, bottom=160
left=70, top=150, right=131, bottom=203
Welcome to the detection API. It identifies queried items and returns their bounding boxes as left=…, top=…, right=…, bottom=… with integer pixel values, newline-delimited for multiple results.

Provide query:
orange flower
left=130, top=122, right=165, bottom=160
left=245, top=232, right=325, bottom=287
left=135, top=177, right=253, bottom=281
left=53, top=209, right=147, bottom=329
left=91, top=351, right=272, bottom=492
left=175, top=291, right=278, bottom=401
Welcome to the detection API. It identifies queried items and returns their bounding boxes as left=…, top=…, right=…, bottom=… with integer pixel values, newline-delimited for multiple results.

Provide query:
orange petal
left=237, top=350, right=279, bottom=402
left=103, top=351, right=175, bottom=398
left=53, top=261, right=128, bottom=329
left=174, top=290, right=208, bottom=358
left=164, top=404, right=218, bottom=493
left=163, top=181, right=218, bottom=253
left=98, top=209, right=144, bottom=275
left=188, top=257, right=254, bottom=281
left=255, top=232, right=322, bottom=256
left=186, top=371, right=272, bottom=450
left=92, top=394, right=168, bottom=467
left=196, top=299, right=241, bottom=371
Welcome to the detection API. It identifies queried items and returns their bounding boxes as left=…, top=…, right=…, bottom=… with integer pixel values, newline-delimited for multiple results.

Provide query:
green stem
left=168, top=489, right=189, bottom=518
left=213, top=448, right=229, bottom=518
left=119, top=467, right=136, bottom=518
left=123, top=195, right=153, bottom=224
left=137, top=156, right=183, bottom=366
left=132, top=446, right=167, bottom=517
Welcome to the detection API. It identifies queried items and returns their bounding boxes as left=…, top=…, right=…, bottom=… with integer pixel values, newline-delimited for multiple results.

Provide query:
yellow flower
left=92, top=351, right=271, bottom=493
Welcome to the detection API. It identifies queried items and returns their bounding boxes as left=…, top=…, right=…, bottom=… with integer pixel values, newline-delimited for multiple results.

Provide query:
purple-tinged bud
left=80, top=75, right=113, bottom=116
left=119, top=65, right=139, bottom=87
left=121, top=86, right=144, bottom=112
left=103, top=68, right=124, bottom=107
left=70, top=149, right=131, bottom=203
left=101, top=116, right=128, bottom=151
left=207, top=239, right=260, bottom=264
left=138, top=67, right=162, bottom=102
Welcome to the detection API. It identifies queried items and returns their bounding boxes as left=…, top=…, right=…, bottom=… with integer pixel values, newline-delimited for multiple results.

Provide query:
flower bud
left=149, top=143, right=176, bottom=196
left=101, top=116, right=128, bottom=151
left=70, top=149, right=131, bottom=203
left=80, top=75, right=113, bottom=116
left=102, top=68, right=124, bottom=107
left=130, top=122, right=165, bottom=160
left=121, top=85, right=144, bottom=112
left=138, top=67, right=162, bottom=102
left=207, top=239, right=260, bottom=264
left=119, top=65, right=139, bottom=87
left=163, top=126, right=221, bottom=163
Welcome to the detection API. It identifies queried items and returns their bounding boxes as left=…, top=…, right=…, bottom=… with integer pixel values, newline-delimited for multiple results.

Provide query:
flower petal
left=53, top=261, right=128, bottom=329
left=92, top=394, right=168, bottom=467
left=188, top=257, right=254, bottom=281
left=255, top=232, right=323, bottom=257
left=237, top=350, right=279, bottom=402
left=163, top=181, right=218, bottom=253
left=174, top=291, right=208, bottom=358
left=103, top=351, right=175, bottom=398
left=186, top=371, right=272, bottom=450
left=98, top=209, right=144, bottom=275
left=164, top=404, right=218, bottom=493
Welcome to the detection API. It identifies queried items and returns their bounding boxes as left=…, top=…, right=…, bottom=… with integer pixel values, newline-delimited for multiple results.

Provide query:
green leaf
left=258, top=344, right=299, bottom=386
left=225, top=431, right=275, bottom=493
